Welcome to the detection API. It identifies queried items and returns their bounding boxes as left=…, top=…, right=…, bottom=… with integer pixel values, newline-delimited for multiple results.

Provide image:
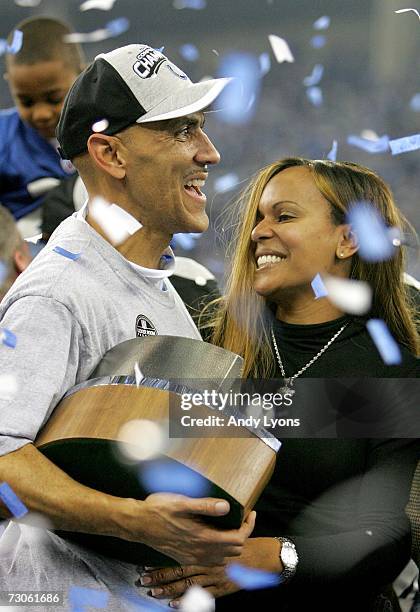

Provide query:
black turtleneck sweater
left=216, top=316, right=419, bottom=612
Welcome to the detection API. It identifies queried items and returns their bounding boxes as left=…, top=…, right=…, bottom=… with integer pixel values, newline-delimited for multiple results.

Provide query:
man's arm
left=0, top=443, right=255, bottom=566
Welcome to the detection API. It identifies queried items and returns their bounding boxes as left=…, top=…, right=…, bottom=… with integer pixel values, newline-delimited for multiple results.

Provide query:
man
left=0, top=205, right=32, bottom=301
left=0, top=44, right=254, bottom=609
left=0, top=17, right=84, bottom=237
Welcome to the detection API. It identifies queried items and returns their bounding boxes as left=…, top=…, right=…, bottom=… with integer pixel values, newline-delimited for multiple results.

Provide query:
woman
left=140, top=158, right=419, bottom=611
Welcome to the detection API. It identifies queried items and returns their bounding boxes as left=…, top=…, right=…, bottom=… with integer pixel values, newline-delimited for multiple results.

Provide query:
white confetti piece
left=14, top=0, right=42, bottom=5
left=117, top=419, right=166, bottom=461
left=0, top=374, right=18, bottom=401
left=214, top=173, right=240, bottom=193
left=389, top=133, right=420, bottom=155
left=91, top=119, right=109, bottom=132
left=89, top=197, right=142, bottom=245
left=80, top=0, right=117, bottom=10
left=180, top=585, right=215, bottom=612
left=306, top=86, right=323, bottom=106
left=347, top=202, right=395, bottom=262
left=409, top=93, right=420, bottom=111
left=259, top=52, right=271, bottom=76
left=63, top=17, right=129, bottom=44
left=347, top=134, right=389, bottom=154
left=268, top=35, right=294, bottom=63
left=323, top=275, right=372, bottom=315
left=134, top=361, right=144, bottom=388
left=313, top=15, right=331, bottom=30
left=394, top=8, right=420, bottom=20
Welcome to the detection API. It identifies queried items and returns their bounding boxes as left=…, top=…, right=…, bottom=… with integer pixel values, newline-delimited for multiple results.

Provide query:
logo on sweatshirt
left=136, top=315, right=158, bottom=337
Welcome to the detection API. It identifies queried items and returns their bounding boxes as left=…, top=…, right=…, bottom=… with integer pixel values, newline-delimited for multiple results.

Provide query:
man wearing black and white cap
left=0, top=45, right=254, bottom=608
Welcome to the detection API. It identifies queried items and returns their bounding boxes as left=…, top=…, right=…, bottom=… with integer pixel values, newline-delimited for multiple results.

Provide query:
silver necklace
left=271, top=322, right=349, bottom=396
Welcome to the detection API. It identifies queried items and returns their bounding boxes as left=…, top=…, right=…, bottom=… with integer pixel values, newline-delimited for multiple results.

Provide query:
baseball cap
left=56, top=44, right=231, bottom=160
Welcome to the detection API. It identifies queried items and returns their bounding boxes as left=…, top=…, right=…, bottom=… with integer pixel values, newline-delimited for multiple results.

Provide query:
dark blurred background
left=1, top=0, right=419, bottom=281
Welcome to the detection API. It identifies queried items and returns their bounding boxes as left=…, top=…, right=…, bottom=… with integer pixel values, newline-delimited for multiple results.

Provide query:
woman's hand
left=136, top=536, right=282, bottom=607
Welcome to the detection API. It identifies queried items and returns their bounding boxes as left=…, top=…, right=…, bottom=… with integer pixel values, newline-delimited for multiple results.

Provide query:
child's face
left=6, top=59, right=79, bottom=139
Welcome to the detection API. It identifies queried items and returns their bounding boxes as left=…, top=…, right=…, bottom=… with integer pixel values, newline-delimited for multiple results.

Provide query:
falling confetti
left=347, top=202, right=395, bottom=262
left=394, top=8, right=420, bottom=20
left=216, top=52, right=261, bottom=124
left=0, top=261, right=8, bottom=286
left=91, top=118, right=110, bottom=132
left=306, top=86, right=323, bottom=106
left=313, top=15, right=331, bottom=30
left=139, top=459, right=210, bottom=497
left=268, top=35, right=294, bottom=63
left=63, top=17, right=130, bottom=43
left=389, top=134, right=420, bottom=155
left=117, top=419, right=166, bottom=462
left=366, top=319, right=402, bottom=365
left=0, top=374, right=18, bottom=401
left=179, top=585, right=215, bottom=612
left=134, top=361, right=144, bottom=388
left=68, top=586, right=109, bottom=610
left=80, top=0, right=117, bottom=10
left=303, top=64, right=324, bottom=87
left=327, top=140, right=338, bottom=161
left=259, top=52, right=271, bottom=76
left=310, top=34, right=326, bottom=48
left=226, top=563, right=281, bottom=590
left=409, top=93, right=420, bottom=111
left=214, top=173, right=240, bottom=193
left=0, top=482, right=28, bottom=518
left=14, top=0, right=42, bottom=5
left=311, top=273, right=328, bottom=299
left=179, top=43, right=200, bottom=62
left=6, top=30, right=23, bottom=55
left=0, top=328, right=17, bottom=348
left=52, top=246, right=82, bottom=261
left=347, top=134, right=390, bottom=154
left=173, top=0, right=206, bottom=8
left=172, top=233, right=200, bottom=250
left=323, top=276, right=372, bottom=315
left=89, top=197, right=142, bottom=245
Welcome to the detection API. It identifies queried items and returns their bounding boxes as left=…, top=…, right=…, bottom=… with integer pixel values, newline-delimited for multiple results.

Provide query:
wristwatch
left=274, top=537, right=299, bottom=584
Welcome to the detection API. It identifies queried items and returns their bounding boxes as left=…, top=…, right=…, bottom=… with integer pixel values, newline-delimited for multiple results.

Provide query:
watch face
left=282, top=545, right=298, bottom=567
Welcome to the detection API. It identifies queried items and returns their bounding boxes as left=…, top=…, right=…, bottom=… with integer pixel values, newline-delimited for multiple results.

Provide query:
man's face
left=6, top=59, right=79, bottom=139
left=119, top=112, right=220, bottom=235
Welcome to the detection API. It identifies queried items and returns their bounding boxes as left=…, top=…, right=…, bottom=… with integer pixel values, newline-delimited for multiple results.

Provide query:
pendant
left=279, top=379, right=295, bottom=397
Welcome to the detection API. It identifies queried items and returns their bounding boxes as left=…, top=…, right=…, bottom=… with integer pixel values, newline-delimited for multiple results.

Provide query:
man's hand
left=135, top=536, right=281, bottom=606
left=117, top=493, right=256, bottom=566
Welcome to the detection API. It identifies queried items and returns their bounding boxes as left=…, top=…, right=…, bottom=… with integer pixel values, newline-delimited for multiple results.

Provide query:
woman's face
left=251, top=166, right=348, bottom=301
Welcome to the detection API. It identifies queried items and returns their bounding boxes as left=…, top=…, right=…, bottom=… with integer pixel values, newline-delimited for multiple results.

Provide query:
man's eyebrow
left=169, top=112, right=205, bottom=130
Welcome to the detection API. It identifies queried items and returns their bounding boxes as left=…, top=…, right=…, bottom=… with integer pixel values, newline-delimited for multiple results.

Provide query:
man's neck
left=86, top=213, right=171, bottom=269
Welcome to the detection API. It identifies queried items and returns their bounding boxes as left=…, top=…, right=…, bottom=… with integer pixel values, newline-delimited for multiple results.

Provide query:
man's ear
left=336, top=224, right=359, bottom=260
left=87, top=133, right=126, bottom=179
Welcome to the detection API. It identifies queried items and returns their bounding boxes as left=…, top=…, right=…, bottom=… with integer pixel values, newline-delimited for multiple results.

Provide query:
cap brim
left=136, top=77, right=232, bottom=123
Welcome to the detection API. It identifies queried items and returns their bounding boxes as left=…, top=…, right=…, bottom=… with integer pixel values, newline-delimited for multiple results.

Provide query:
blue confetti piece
left=347, top=134, right=389, bottom=154
left=303, top=63, right=324, bottom=87
left=311, top=273, right=328, bottom=299
left=259, top=52, right=271, bottom=76
left=6, top=30, right=23, bottom=55
left=0, top=40, right=7, bottom=56
left=172, top=233, right=200, bottom=250
left=52, top=246, right=81, bottom=261
left=327, top=139, right=338, bottom=161
left=0, top=261, right=8, bottom=286
left=310, top=34, right=326, bottom=49
left=313, top=15, right=331, bottom=30
left=226, top=563, right=281, bottom=590
left=173, top=0, right=206, bottom=8
left=216, top=52, right=261, bottom=125
left=69, top=587, right=109, bottom=610
left=347, top=202, right=394, bottom=262
left=306, top=86, right=323, bottom=107
left=214, top=172, right=240, bottom=193
left=0, top=328, right=17, bottom=348
left=409, top=93, right=420, bottom=112
left=366, top=319, right=402, bottom=365
left=154, top=46, right=165, bottom=53
left=0, top=483, right=28, bottom=518
left=139, top=460, right=210, bottom=497
left=389, top=134, right=420, bottom=155
left=105, top=17, right=130, bottom=37
left=179, top=43, right=200, bottom=62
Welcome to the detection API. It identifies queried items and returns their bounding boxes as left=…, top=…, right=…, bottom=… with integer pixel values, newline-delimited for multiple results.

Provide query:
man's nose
left=195, top=131, right=221, bottom=166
